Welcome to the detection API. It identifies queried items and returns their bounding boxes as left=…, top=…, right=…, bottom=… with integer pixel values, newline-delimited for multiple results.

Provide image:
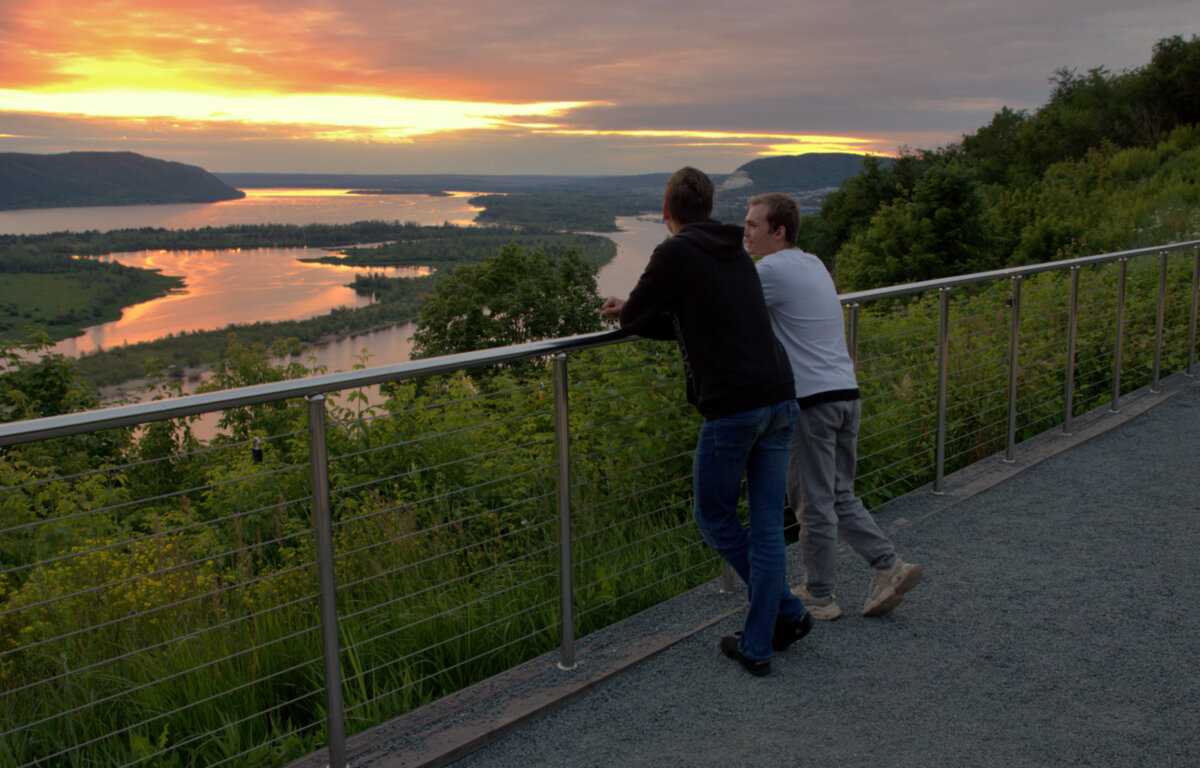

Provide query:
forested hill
left=0, top=151, right=245, bottom=211
left=723, top=152, right=890, bottom=193
left=212, top=171, right=671, bottom=194
left=798, top=33, right=1200, bottom=290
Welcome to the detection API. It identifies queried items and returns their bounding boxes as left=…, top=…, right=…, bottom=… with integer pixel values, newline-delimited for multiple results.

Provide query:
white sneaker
left=793, top=584, right=843, bottom=621
left=862, top=557, right=923, bottom=616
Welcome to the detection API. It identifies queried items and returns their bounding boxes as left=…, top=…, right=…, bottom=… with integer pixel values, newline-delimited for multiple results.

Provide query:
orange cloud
left=543, top=128, right=888, bottom=157
left=17, top=0, right=1155, bottom=174
left=0, top=1, right=692, bottom=103
left=0, top=87, right=590, bottom=140
left=5, top=0, right=406, bottom=96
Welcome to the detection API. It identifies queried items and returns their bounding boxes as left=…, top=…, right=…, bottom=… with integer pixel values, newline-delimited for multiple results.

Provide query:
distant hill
left=721, top=152, right=891, bottom=194
left=215, top=158, right=884, bottom=199
left=213, top=171, right=672, bottom=194
left=0, top=151, right=245, bottom=211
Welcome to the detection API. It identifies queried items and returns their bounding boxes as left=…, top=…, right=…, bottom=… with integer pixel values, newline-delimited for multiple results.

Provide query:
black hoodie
left=618, top=218, right=795, bottom=419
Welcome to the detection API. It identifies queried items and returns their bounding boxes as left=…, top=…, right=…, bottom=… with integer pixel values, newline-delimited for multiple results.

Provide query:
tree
left=834, top=162, right=993, bottom=290
left=1141, top=34, right=1200, bottom=133
left=0, top=328, right=131, bottom=476
left=961, top=106, right=1031, bottom=186
left=0, top=328, right=99, bottom=423
left=410, top=243, right=605, bottom=361
left=196, top=334, right=309, bottom=439
left=798, top=151, right=937, bottom=268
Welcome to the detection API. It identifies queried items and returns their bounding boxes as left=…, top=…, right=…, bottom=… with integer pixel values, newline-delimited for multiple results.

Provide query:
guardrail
left=1, top=240, right=1197, bottom=767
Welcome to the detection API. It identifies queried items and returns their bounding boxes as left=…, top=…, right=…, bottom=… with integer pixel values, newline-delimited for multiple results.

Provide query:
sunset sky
left=0, top=0, right=1195, bottom=175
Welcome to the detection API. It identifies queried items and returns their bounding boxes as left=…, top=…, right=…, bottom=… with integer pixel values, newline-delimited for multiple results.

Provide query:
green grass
left=0, top=271, right=183, bottom=342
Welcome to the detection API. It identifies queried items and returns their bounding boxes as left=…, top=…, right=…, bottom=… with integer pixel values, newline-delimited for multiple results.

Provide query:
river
left=2, top=190, right=667, bottom=409
left=50, top=248, right=434, bottom=357
left=0, top=187, right=483, bottom=234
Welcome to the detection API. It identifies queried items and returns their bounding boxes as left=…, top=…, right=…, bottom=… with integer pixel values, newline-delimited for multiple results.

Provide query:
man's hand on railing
left=600, top=296, right=625, bottom=319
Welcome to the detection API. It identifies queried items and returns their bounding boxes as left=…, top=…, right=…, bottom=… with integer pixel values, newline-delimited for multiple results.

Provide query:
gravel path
left=447, top=377, right=1200, bottom=768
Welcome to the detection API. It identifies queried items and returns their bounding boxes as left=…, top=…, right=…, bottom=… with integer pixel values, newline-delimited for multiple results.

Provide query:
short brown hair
left=664, top=167, right=714, bottom=225
left=749, top=192, right=800, bottom=246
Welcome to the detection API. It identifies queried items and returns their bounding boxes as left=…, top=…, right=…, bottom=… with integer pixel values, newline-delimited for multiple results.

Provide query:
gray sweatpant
left=788, top=398, right=895, bottom=597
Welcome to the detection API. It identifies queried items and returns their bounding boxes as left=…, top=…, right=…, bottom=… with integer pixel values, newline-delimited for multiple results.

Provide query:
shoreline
left=17, top=218, right=653, bottom=398
left=94, top=318, right=415, bottom=405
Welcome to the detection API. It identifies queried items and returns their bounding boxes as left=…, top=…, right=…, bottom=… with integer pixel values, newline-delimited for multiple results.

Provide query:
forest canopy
left=794, top=34, right=1200, bottom=290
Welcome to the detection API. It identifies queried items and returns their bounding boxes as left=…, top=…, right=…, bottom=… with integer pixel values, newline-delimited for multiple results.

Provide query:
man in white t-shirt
left=744, top=192, right=922, bottom=619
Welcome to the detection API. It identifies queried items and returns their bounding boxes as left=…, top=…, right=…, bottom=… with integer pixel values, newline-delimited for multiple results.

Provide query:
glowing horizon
left=544, top=128, right=881, bottom=156
left=0, top=88, right=592, bottom=139
left=0, top=86, right=894, bottom=163
left=1, top=0, right=1190, bottom=174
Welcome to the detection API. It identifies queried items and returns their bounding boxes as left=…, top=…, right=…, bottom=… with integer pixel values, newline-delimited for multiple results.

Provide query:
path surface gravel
left=446, top=377, right=1200, bottom=768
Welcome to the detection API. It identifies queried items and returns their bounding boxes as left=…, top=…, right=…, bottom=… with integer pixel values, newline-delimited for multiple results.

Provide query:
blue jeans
left=693, top=400, right=807, bottom=662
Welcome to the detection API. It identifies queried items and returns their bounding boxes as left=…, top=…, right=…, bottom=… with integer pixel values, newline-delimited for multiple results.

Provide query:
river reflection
left=57, top=214, right=667, bottom=363
left=98, top=214, right=668, bottom=438
left=10, top=186, right=673, bottom=439
left=296, top=214, right=666, bottom=371
left=51, top=247, right=430, bottom=356
left=0, top=188, right=483, bottom=235
left=593, top=215, right=666, bottom=299
left=293, top=214, right=667, bottom=376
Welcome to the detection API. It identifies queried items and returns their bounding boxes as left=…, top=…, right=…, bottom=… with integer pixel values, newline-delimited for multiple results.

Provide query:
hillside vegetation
left=797, top=34, right=1200, bottom=286
left=0, top=151, right=245, bottom=211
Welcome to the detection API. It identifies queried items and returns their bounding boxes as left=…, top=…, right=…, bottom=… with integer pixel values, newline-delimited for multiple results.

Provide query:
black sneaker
left=719, top=635, right=770, bottom=676
left=772, top=611, right=815, bottom=652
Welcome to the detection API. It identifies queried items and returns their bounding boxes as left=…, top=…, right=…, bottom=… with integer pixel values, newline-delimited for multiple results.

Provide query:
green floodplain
left=0, top=221, right=618, bottom=387
left=3, top=33, right=1200, bottom=392
left=0, top=269, right=184, bottom=341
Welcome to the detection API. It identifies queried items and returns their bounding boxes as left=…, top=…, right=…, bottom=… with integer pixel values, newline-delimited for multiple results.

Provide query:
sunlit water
left=0, top=188, right=483, bottom=234
left=51, top=248, right=431, bottom=356
left=593, top=216, right=667, bottom=300
left=7, top=189, right=668, bottom=432
left=111, top=215, right=666, bottom=439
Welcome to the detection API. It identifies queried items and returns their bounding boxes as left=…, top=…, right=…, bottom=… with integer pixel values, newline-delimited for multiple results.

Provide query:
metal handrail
left=837, top=239, right=1200, bottom=304
left=3, top=238, right=1199, bottom=768
left=0, top=331, right=627, bottom=446
left=4, top=239, right=1198, bottom=448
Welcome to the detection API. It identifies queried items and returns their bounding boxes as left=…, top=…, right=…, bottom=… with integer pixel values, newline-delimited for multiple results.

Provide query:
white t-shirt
left=756, top=247, right=858, bottom=399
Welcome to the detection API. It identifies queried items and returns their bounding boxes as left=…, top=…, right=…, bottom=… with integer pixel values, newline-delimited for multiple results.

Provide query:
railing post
left=307, top=394, right=346, bottom=768
left=1005, top=276, right=1022, bottom=462
left=1153, top=251, right=1167, bottom=392
left=553, top=353, right=576, bottom=670
left=720, top=561, right=737, bottom=593
left=933, top=287, right=951, bottom=494
left=1064, top=267, right=1080, bottom=434
left=1111, top=258, right=1128, bottom=412
left=847, top=302, right=860, bottom=373
left=1188, top=245, right=1199, bottom=377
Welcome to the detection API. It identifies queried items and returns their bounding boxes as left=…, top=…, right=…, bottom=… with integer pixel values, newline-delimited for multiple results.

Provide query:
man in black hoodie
left=600, top=167, right=812, bottom=675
